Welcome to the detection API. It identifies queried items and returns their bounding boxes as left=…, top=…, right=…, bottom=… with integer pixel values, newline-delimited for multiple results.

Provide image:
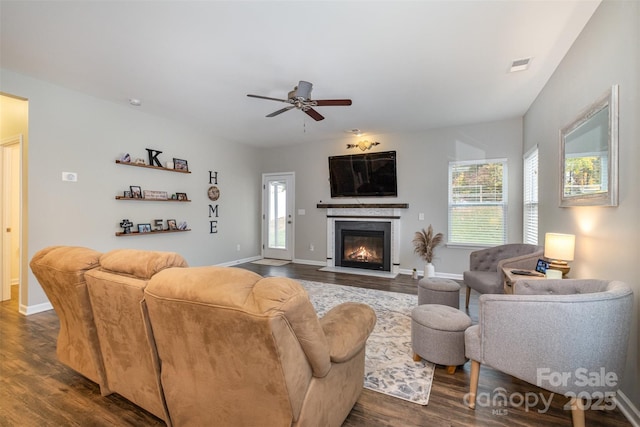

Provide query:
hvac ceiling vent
left=510, top=57, right=532, bottom=73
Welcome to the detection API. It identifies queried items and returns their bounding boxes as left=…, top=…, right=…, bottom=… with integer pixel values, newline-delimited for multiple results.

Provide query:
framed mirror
left=560, top=85, right=618, bottom=207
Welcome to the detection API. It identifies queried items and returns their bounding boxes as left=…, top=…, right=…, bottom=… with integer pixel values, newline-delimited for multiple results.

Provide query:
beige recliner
left=29, top=246, right=109, bottom=394
left=144, top=266, right=377, bottom=427
left=84, top=249, right=188, bottom=425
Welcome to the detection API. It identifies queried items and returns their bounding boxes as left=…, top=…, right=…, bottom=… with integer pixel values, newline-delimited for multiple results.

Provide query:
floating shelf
left=115, top=160, right=191, bottom=174
left=115, top=229, right=191, bottom=237
left=115, top=196, right=191, bottom=202
left=316, top=203, right=409, bottom=209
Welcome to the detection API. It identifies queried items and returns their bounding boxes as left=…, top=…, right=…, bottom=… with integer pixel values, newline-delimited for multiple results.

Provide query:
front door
left=262, top=173, right=294, bottom=260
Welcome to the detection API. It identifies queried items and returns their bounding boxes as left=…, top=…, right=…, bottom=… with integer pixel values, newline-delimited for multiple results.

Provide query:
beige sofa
left=30, top=246, right=376, bottom=426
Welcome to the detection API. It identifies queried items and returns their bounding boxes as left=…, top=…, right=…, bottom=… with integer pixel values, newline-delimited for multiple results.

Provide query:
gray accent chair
left=465, top=279, right=633, bottom=427
left=463, top=243, right=543, bottom=308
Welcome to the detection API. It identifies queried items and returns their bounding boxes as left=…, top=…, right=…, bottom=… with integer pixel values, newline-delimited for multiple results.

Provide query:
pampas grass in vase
left=412, top=224, right=444, bottom=278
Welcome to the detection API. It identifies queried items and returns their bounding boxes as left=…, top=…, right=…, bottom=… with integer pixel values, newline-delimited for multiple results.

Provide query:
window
left=523, top=147, right=538, bottom=245
left=448, top=159, right=507, bottom=246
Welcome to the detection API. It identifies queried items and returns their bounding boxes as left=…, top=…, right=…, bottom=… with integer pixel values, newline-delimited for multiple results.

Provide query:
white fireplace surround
left=323, top=206, right=403, bottom=277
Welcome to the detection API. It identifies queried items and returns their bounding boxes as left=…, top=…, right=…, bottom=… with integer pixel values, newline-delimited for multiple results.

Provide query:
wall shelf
left=317, top=203, right=409, bottom=209
left=115, top=229, right=191, bottom=237
left=115, top=160, right=191, bottom=174
left=115, top=196, right=191, bottom=202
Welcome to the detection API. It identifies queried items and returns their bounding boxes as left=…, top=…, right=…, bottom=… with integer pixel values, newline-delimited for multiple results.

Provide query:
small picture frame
left=167, top=219, right=177, bottom=230
left=176, top=192, right=188, bottom=201
left=173, top=158, right=188, bottom=171
left=138, top=223, right=152, bottom=233
left=130, top=186, right=142, bottom=199
left=143, top=190, right=168, bottom=200
left=536, top=259, right=550, bottom=274
left=123, top=190, right=132, bottom=198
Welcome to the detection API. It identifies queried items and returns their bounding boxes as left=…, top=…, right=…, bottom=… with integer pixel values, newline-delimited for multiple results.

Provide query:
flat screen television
left=328, top=151, right=398, bottom=198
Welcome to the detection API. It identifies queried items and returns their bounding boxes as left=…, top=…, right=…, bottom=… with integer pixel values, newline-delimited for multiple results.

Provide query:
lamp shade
left=544, top=233, right=575, bottom=261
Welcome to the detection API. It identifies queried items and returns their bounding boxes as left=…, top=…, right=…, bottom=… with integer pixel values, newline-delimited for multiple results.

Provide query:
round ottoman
left=418, top=278, right=461, bottom=308
left=411, top=304, right=472, bottom=374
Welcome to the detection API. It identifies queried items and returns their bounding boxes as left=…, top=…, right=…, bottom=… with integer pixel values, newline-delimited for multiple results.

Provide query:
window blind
left=523, top=147, right=538, bottom=245
left=448, top=159, right=507, bottom=246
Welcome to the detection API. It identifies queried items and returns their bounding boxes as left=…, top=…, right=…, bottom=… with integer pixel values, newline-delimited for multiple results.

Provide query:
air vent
left=509, top=57, right=532, bottom=73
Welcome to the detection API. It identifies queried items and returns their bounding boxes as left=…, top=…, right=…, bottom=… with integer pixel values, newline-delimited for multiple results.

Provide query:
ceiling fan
left=247, top=80, right=352, bottom=121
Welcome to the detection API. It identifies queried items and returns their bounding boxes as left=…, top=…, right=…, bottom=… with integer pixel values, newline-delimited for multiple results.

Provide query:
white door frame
left=261, top=172, right=295, bottom=260
left=1, top=135, right=22, bottom=302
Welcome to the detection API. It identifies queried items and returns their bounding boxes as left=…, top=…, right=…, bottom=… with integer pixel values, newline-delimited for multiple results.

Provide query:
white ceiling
left=0, top=1, right=600, bottom=148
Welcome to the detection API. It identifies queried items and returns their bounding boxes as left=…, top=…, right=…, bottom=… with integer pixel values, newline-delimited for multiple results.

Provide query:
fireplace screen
left=343, top=232, right=384, bottom=266
left=335, top=221, right=391, bottom=271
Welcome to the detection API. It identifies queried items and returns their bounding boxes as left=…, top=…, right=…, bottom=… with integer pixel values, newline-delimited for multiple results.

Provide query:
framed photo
left=123, top=190, right=132, bottom=198
left=143, top=190, right=168, bottom=200
left=130, top=186, right=142, bottom=199
left=176, top=192, right=188, bottom=201
left=173, top=158, right=189, bottom=171
left=167, top=219, right=177, bottom=230
left=138, top=223, right=152, bottom=233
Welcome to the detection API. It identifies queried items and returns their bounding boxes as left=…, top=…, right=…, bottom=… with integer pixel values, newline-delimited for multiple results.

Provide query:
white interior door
left=1, top=135, right=22, bottom=302
left=262, top=173, right=294, bottom=260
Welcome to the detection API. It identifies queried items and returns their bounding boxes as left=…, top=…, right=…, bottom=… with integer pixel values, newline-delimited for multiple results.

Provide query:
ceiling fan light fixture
left=295, top=80, right=313, bottom=99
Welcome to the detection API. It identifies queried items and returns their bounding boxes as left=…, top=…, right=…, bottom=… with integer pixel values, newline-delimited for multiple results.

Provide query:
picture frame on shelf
left=167, top=219, right=177, bottom=230
left=173, top=158, right=188, bottom=171
left=143, top=190, right=168, bottom=200
left=123, top=190, right=132, bottom=198
left=176, top=192, right=188, bottom=201
left=130, top=186, right=142, bottom=199
left=138, top=223, right=152, bottom=233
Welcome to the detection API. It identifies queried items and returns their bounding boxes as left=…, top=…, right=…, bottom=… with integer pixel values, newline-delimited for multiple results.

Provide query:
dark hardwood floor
left=0, top=263, right=631, bottom=426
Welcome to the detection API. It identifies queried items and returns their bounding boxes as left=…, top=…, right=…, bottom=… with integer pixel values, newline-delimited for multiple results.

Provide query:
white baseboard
left=293, top=258, right=327, bottom=267
left=398, top=267, right=463, bottom=281
left=217, top=255, right=261, bottom=267
left=20, top=301, right=53, bottom=316
left=615, top=390, right=640, bottom=426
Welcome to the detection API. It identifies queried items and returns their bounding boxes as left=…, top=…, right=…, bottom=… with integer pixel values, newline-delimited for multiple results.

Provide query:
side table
left=502, top=268, right=545, bottom=294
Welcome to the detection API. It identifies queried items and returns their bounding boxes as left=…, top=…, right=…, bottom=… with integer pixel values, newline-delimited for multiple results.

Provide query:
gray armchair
left=465, top=279, right=633, bottom=427
left=463, top=243, right=542, bottom=308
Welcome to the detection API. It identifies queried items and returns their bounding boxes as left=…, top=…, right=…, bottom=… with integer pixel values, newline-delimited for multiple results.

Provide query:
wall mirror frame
left=560, top=84, right=619, bottom=207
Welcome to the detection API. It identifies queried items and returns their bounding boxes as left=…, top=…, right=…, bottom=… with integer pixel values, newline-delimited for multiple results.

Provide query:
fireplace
left=335, top=221, right=391, bottom=271
left=320, top=204, right=406, bottom=278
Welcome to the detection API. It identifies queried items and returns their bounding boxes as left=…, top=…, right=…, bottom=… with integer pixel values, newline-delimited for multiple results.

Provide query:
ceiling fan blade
left=314, top=99, right=352, bottom=106
left=266, top=106, right=295, bottom=117
left=247, top=94, right=290, bottom=103
left=304, top=108, right=325, bottom=121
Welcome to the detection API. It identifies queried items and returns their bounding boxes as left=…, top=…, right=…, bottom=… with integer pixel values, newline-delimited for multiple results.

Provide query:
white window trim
left=447, top=158, right=508, bottom=246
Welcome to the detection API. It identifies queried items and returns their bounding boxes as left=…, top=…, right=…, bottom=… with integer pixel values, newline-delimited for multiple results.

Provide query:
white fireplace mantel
left=318, top=204, right=407, bottom=277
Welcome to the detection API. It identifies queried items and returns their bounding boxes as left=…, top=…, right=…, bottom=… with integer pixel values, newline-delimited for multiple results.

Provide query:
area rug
left=299, top=280, right=434, bottom=405
left=251, top=259, right=290, bottom=266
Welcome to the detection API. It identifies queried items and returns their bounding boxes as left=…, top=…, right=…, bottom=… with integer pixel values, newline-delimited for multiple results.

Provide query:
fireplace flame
left=348, top=246, right=378, bottom=262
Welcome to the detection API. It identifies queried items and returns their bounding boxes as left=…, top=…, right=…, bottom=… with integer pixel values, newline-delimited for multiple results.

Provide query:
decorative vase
left=425, top=263, right=435, bottom=278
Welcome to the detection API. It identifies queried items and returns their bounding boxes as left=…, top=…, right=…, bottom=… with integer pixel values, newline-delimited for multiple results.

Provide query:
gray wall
left=259, top=117, right=525, bottom=276
left=1, top=70, right=262, bottom=310
left=524, top=0, right=639, bottom=414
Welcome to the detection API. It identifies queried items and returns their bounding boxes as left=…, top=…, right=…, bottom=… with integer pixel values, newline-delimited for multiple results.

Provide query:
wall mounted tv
left=328, top=151, right=398, bottom=198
